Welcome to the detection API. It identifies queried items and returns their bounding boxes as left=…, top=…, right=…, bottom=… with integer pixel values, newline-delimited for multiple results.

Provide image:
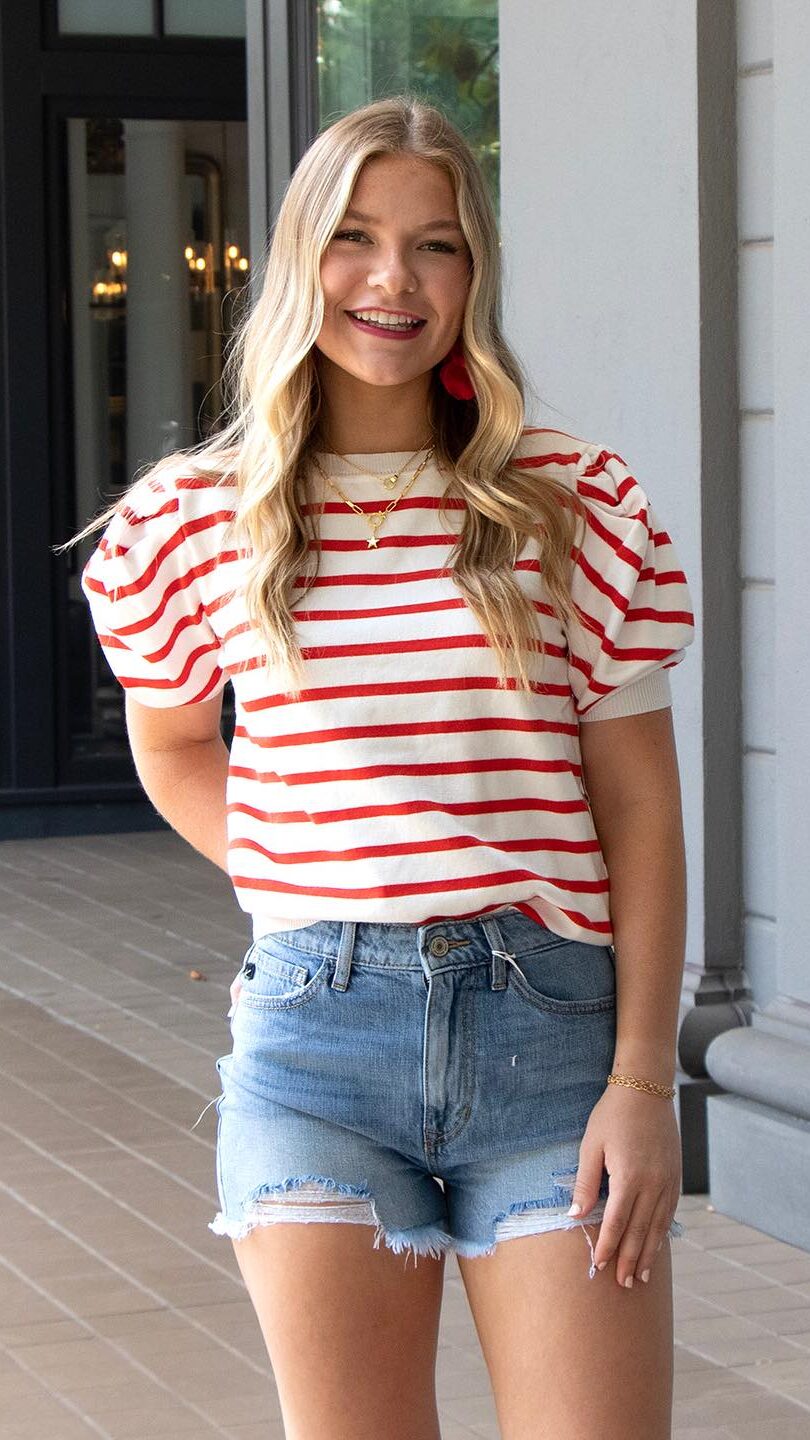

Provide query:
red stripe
left=228, top=867, right=611, bottom=917
left=240, top=632, right=546, bottom=666
left=507, top=898, right=608, bottom=944
left=88, top=553, right=231, bottom=638
left=190, top=666, right=226, bottom=702
left=232, top=715, right=576, bottom=750
left=141, top=603, right=208, bottom=664
left=241, top=674, right=571, bottom=714
left=295, top=566, right=452, bottom=588
left=105, top=639, right=222, bottom=692
left=228, top=756, right=580, bottom=787
left=575, top=508, right=646, bottom=574
left=175, top=476, right=234, bottom=492
left=625, top=604, right=694, bottom=625
left=512, top=447, right=584, bottom=470
left=304, top=495, right=466, bottom=516
left=291, top=596, right=466, bottom=622
left=421, top=898, right=551, bottom=928
left=227, top=794, right=588, bottom=826
left=87, top=510, right=234, bottom=601
left=230, top=830, right=603, bottom=867
left=118, top=496, right=179, bottom=528
left=292, top=558, right=541, bottom=589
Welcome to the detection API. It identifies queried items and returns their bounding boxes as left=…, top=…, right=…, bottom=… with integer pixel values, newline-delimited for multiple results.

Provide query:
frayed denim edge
left=208, top=1172, right=686, bottom=1274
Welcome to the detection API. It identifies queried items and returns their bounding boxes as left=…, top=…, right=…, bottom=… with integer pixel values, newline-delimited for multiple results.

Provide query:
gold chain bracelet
left=607, top=1071, right=676, bottom=1100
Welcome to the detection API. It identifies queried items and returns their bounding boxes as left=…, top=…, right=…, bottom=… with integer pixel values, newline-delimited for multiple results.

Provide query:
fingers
left=566, top=1157, right=604, bottom=1219
left=631, top=1189, right=674, bottom=1284
left=592, top=1183, right=672, bottom=1288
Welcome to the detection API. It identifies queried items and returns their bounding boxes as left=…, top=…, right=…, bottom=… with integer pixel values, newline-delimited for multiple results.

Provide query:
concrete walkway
left=1, top=832, right=810, bottom=1439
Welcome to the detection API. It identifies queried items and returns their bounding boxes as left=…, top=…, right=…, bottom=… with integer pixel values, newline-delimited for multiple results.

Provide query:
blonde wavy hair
left=63, top=94, right=591, bottom=697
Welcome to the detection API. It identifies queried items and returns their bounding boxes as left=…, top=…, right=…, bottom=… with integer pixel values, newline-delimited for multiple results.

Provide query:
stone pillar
left=705, top=1, right=810, bottom=1250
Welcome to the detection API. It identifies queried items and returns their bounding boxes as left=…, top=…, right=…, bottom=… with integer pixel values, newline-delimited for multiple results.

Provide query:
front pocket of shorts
left=236, top=941, right=331, bottom=1010
left=506, top=940, right=616, bottom=1014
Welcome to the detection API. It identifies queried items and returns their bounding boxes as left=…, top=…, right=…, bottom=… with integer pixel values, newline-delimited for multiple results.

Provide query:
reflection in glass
left=164, top=0, right=246, bottom=38
left=58, top=0, right=154, bottom=35
left=64, top=118, right=248, bottom=772
left=316, top=0, right=499, bottom=217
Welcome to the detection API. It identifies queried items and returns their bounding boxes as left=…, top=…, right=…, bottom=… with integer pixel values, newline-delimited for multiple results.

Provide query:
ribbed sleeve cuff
left=578, top=668, right=673, bottom=722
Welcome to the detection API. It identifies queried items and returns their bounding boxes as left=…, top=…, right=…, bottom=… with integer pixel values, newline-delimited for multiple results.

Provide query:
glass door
left=57, top=114, right=248, bottom=781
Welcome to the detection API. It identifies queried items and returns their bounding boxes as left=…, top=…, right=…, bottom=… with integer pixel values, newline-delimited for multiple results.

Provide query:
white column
left=768, top=1, right=810, bottom=1027
left=499, top=2, right=757, bottom=1206
left=499, top=0, right=706, bottom=975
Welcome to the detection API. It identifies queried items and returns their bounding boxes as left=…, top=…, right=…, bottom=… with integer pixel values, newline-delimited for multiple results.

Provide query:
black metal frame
left=41, top=0, right=246, bottom=55
left=0, top=0, right=251, bottom=834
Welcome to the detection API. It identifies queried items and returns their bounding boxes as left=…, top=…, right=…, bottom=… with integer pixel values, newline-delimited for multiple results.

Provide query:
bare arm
left=124, top=692, right=230, bottom=872
left=579, top=704, right=687, bottom=1089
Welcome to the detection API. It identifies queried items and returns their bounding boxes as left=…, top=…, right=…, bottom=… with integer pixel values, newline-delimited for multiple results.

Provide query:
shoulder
left=117, top=465, right=236, bottom=532
left=514, top=426, right=653, bottom=527
left=83, top=464, right=237, bottom=599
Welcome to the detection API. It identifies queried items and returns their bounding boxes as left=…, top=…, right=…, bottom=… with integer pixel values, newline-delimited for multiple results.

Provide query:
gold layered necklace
left=309, top=442, right=437, bottom=549
left=334, top=438, right=434, bottom=492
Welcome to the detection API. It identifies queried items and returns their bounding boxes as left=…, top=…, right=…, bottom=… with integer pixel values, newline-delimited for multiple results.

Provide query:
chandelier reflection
left=89, top=240, right=250, bottom=308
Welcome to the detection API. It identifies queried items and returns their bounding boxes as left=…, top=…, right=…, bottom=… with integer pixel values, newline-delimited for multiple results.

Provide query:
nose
left=366, top=245, right=417, bottom=296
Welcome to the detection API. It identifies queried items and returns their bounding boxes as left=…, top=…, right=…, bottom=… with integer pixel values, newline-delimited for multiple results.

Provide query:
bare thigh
left=458, top=1222, right=675, bottom=1440
left=232, top=1218, right=447, bottom=1440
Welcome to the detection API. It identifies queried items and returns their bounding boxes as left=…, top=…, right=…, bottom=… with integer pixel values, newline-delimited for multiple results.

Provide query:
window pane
left=61, top=117, right=248, bottom=775
left=316, top=0, right=499, bottom=217
left=164, top=0, right=246, bottom=38
left=58, top=0, right=154, bottom=35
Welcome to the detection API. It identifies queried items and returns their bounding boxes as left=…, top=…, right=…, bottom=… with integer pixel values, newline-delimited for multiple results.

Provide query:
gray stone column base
left=706, top=1092, right=810, bottom=1250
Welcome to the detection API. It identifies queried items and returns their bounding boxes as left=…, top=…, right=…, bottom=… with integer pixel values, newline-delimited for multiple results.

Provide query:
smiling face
left=314, top=152, right=472, bottom=397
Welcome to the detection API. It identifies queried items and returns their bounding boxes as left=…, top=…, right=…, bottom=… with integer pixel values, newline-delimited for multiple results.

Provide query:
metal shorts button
left=428, top=935, right=449, bottom=957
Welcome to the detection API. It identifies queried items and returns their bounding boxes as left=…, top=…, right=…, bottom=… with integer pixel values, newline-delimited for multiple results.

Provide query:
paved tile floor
left=1, top=831, right=810, bottom=1439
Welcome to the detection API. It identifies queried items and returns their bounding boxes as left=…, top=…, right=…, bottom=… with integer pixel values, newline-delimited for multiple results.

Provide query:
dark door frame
left=0, top=2, right=250, bottom=834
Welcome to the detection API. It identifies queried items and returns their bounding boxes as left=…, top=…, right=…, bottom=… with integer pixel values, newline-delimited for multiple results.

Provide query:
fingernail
left=597, top=1261, right=607, bottom=1271
left=624, top=1276, right=634, bottom=1289
left=566, top=1203, right=581, bottom=1216
left=641, top=1269, right=650, bottom=1283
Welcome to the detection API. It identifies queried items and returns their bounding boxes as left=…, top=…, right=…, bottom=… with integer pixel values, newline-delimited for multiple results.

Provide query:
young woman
left=75, top=96, right=695, bottom=1440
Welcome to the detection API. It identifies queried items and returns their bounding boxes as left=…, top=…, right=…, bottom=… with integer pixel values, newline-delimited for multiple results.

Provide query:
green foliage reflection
left=316, top=0, right=500, bottom=217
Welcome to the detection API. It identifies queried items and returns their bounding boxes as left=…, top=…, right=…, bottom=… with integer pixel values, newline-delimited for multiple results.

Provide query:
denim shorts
left=208, top=905, right=685, bottom=1274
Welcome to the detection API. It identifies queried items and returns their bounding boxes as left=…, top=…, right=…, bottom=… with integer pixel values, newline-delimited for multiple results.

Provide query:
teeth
left=350, top=310, right=422, bottom=329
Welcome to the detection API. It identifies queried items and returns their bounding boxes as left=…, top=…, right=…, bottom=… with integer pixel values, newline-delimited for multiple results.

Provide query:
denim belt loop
left=331, top=920, right=357, bottom=991
left=480, top=914, right=511, bottom=991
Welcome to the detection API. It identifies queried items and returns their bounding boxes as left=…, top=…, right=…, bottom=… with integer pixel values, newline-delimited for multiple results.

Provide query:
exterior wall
left=704, top=0, right=810, bottom=1251
left=499, top=0, right=810, bottom=1244
left=499, top=2, right=707, bottom=992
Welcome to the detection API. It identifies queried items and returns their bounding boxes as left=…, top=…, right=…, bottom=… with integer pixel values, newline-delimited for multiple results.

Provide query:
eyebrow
left=343, top=206, right=464, bottom=234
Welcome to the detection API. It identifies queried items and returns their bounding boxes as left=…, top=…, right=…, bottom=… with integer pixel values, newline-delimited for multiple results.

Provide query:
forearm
left=595, top=794, right=688, bottom=1090
left=130, top=734, right=230, bottom=873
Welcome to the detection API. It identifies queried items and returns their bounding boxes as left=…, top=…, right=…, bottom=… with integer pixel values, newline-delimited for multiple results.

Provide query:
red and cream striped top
left=81, top=427, right=696, bottom=946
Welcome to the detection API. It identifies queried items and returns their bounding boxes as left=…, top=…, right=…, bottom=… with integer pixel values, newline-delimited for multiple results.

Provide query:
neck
left=316, top=356, right=434, bottom=455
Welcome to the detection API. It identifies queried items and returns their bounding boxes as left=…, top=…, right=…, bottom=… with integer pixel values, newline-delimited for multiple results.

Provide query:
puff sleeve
left=80, top=475, right=227, bottom=707
left=565, top=445, right=696, bottom=721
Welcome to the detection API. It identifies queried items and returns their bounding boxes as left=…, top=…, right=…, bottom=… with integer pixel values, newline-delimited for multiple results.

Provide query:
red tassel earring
left=438, top=337, right=476, bottom=400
